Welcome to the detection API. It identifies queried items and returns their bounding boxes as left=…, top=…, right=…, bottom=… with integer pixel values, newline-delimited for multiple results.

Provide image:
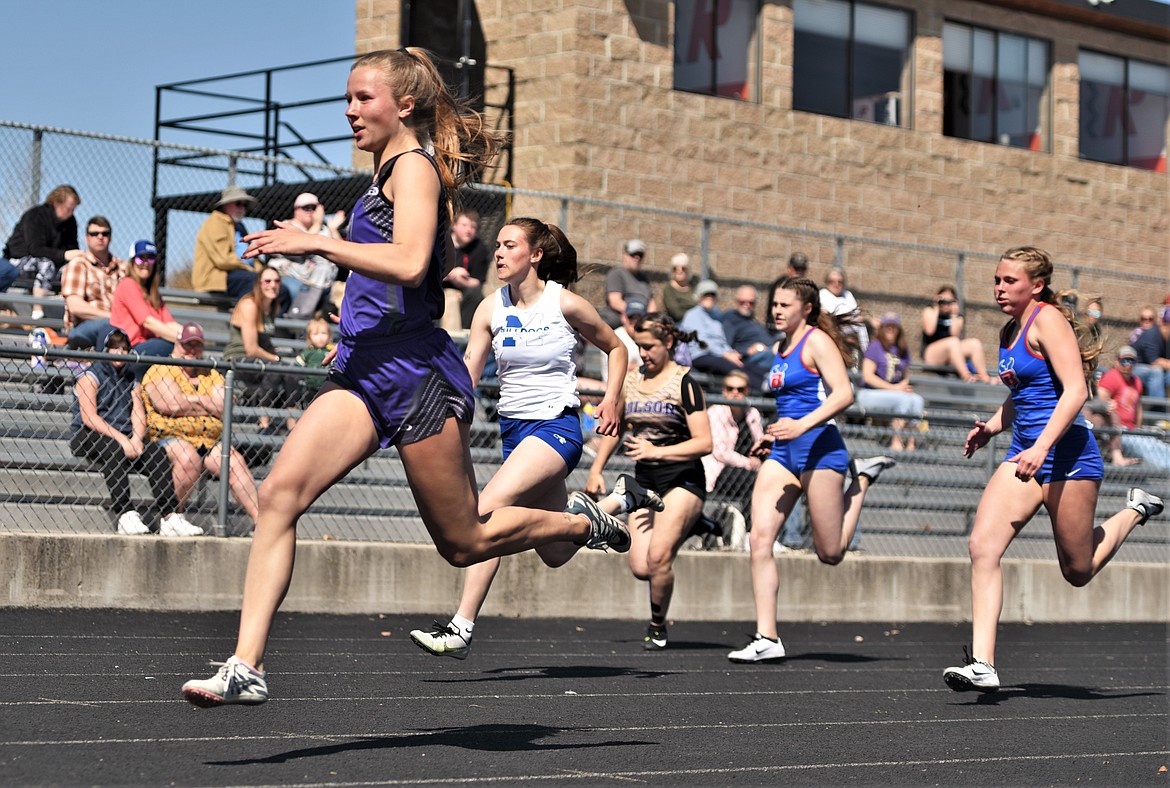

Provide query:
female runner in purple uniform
left=727, top=278, right=894, bottom=663
left=182, top=49, right=628, bottom=707
left=943, top=246, right=1162, bottom=693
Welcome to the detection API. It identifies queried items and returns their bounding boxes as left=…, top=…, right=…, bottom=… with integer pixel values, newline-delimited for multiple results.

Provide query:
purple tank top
left=340, top=149, right=447, bottom=340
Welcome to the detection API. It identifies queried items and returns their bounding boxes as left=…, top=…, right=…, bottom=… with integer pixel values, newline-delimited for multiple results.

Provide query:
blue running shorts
left=767, top=424, right=849, bottom=477
left=1005, top=422, right=1103, bottom=484
left=500, top=408, right=583, bottom=473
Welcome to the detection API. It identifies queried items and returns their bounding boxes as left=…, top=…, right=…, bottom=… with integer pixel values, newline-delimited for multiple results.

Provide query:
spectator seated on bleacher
left=721, top=284, right=779, bottom=388
left=1129, top=306, right=1157, bottom=345
left=1, top=185, right=84, bottom=321
left=110, top=240, right=181, bottom=377
left=1087, top=345, right=1170, bottom=470
left=224, top=265, right=297, bottom=433
left=697, top=370, right=761, bottom=550
left=60, top=215, right=126, bottom=349
left=857, top=313, right=925, bottom=453
left=920, top=284, right=992, bottom=383
left=601, top=297, right=645, bottom=384
left=1131, top=304, right=1170, bottom=401
left=292, top=317, right=335, bottom=411
left=69, top=327, right=186, bottom=536
left=680, top=279, right=764, bottom=391
left=141, top=323, right=259, bottom=533
left=819, top=267, right=869, bottom=366
left=193, top=187, right=291, bottom=313
left=266, top=192, right=343, bottom=319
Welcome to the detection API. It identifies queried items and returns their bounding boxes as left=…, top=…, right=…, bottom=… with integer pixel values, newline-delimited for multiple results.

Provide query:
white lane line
left=0, top=711, right=1163, bottom=745
left=0, top=664, right=1163, bottom=679
left=157, top=751, right=1170, bottom=788
left=2, top=684, right=1168, bottom=706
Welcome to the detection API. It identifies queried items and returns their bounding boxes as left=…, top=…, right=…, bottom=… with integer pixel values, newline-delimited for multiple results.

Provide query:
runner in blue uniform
left=727, top=277, right=894, bottom=663
left=182, top=49, right=628, bottom=707
left=409, top=217, right=663, bottom=659
left=943, top=246, right=1163, bottom=693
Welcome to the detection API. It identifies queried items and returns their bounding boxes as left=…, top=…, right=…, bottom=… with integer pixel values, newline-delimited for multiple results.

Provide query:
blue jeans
left=0, top=260, right=19, bottom=292
left=67, top=318, right=111, bottom=349
left=1134, top=364, right=1169, bottom=400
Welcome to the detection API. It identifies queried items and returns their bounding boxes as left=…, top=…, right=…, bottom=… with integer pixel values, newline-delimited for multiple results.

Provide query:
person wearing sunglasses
left=1084, top=346, right=1143, bottom=467
left=921, top=285, right=991, bottom=383
left=110, top=240, right=182, bottom=378
left=266, top=192, right=344, bottom=319
left=599, top=238, right=656, bottom=329
left=699, top=370, right=763, bottom=551
left=193, top=187, right=266, bottom=307
left=224, top=265, right=298, bottom=433
left=1131, top=304, right=1170, bottom=400
left=59, top=216, right=127, bottom=349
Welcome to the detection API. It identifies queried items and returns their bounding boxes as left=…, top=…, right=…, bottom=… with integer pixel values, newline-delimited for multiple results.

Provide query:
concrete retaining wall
left=2, top=534, right=1166, bottom=622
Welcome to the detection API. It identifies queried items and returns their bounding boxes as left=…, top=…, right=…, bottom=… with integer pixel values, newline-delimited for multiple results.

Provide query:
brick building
left=358, top=0, right=1168, bottom=350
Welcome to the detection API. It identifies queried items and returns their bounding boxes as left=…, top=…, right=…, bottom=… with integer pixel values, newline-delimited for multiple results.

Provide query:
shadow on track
left=206, top=723, right=654, bottom=766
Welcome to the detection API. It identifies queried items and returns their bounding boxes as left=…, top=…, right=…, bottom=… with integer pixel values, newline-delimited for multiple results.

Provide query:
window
left=1079, top=51, right=1169, bottom=171
left=793, top=0, right=912, bottom=127
left=943, top=23, right=1049, bottom=151
left=674, top=0, right=761, bottom=101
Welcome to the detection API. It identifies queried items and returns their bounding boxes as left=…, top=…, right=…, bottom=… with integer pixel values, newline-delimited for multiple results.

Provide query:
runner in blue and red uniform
left=727, top=277, right=895, bottom=664
left=182, top=49, right=629, bottom=708
left=943, top=246, right=1163, bottom=694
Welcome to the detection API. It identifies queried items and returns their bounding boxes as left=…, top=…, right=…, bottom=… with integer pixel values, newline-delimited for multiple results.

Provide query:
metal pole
left=954, top=252, right=966, bottom=306
left=30, top=129, right=43, bottom=206
left=214, top=368, right=236, bottom=537
left=835, top=236, right=844, bottom=269
left=560, top=197, right=569, bottom=232
left=700, top=218, right=711, bottom=280
left=228, top=154, right=238, bottom=188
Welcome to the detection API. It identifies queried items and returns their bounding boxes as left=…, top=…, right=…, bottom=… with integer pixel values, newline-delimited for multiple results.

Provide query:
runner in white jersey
left=410, top=218, right=664, bottom=659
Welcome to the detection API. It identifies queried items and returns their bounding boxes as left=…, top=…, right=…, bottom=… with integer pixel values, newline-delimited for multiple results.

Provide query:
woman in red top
left=110, top=240, right=181, bottom=375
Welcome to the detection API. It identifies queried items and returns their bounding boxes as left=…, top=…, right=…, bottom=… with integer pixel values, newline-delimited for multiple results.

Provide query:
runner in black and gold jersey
left=587, top=312, right=713, bottom=650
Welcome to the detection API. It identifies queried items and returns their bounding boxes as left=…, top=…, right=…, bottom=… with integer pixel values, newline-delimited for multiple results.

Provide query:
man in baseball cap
left=176, top=322, right=205, bottom=347
left=602, top=239, right=656, bottom=329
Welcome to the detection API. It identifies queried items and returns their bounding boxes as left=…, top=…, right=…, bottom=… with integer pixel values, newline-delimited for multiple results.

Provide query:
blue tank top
left=998, top=303, right=1062, bottom=436
left=769, top=327, right=823, bottom=420
left=340, top=149, right=447, bottom=341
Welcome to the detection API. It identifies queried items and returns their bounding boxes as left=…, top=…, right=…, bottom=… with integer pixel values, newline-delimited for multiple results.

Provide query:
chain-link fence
left=1, top=341, right=1166, bottom=563
left=0, top=121, right=1167, bottom=562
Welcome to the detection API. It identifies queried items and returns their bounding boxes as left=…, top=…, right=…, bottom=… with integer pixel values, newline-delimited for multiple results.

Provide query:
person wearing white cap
left=599, top=238, right=656, bottom=329
left=192, top=186, right=259, bottom=302
left=267, top=193, right=345, bottom=318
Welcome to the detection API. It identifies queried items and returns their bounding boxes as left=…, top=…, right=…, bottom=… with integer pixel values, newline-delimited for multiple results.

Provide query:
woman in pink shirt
left=110, top=240, right=181, bottom=376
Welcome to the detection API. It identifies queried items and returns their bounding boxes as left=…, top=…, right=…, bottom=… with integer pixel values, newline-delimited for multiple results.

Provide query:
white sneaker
left=1126, top=488, right=1164, bottom=525
left=728, top=633, right=787, bottom=663
left=943, top=650, right=1000, bottom=693
left=410, top=621, right=472, bottom=659
left=722, top=506, right=747, bottom=551
left=182, top=656, right=268, bottom=707
left=116, top=511, right=151, bottom=535
left=852, top=455, right=896, bottom=484
left=160, top=512, right=204, bottom=537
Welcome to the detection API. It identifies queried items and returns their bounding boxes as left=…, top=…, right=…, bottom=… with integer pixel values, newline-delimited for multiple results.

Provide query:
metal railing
left=0, top=342, right=1165, bottom=562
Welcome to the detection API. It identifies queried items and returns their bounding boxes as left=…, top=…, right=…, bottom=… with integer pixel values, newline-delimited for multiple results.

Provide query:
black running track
left=1, top=610, right=1166, bottom=786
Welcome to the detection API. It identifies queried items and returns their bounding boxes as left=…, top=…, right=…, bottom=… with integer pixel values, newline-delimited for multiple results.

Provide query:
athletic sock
left=604, top=490, right=635, bottom=515
left=451, top=614, right=475, bottom=637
